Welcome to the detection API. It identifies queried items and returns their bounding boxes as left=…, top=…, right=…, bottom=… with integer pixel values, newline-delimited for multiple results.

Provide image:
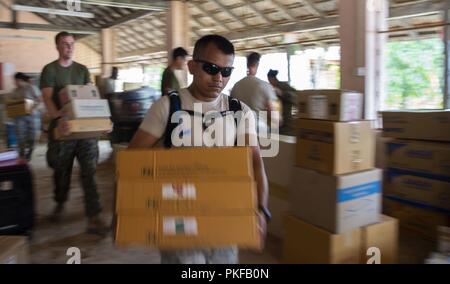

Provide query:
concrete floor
left=24, top=141, right=434, bottom=264
left=27, top=141, right=280, bottom=264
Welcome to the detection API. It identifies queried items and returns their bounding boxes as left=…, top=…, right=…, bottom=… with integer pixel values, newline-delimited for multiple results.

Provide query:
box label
left=343, top=93, right=362, bottom=121
left=338, top=181, right=381, bottom=203
left=299, top=129, right=334, bottom=144
left=0, top=181, right=13, bottom=191
left=162, top=183, right=197, bottom=200
left=163, top=217, right=198, bottom=236
left=309, top=95, right=328, bottom=119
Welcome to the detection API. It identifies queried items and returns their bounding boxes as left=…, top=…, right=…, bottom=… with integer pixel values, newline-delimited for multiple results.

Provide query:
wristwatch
left=258, top=205, right=272, bottom=221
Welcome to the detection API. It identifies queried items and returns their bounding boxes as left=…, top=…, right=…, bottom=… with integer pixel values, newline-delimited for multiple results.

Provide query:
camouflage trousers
left=46, top=138, right=102, bottom=217
left=14, top=115, right=38, bottom=160
left=160, top=247, right=238, bottom=264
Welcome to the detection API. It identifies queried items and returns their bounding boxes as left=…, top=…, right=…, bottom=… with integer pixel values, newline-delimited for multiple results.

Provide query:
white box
left=59, top=85, right=101, bottom=104
left=298, top=90, right=363, bottom=121
left=289, top=167, right=382, bottom=233
left=62, top=99, right=111, bottom=119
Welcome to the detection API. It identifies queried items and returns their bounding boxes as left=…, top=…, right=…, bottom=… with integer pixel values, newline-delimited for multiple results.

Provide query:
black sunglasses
left=194, top=59, right=234, bottom=78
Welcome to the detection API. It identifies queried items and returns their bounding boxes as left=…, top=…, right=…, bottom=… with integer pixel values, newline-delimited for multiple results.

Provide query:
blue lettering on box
left=338, top=181, right=381, bottom=203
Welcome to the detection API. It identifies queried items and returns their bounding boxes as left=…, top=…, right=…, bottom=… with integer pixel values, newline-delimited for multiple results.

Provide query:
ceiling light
left=11, top=4, right=95, bottom=18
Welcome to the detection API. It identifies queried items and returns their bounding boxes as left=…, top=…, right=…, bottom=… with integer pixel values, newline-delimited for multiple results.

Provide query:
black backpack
left=163, top=91, right=243, bottom=148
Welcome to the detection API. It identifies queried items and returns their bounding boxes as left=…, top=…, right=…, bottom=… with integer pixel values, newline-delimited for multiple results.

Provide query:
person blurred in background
left=267, top=69, right=297, bottom=135
left=161, top=47, right=188, bottom=96
left=100, top=66, right=118, bottom=99
left=9, top=72, right=42, bottom=160
left=231, top=52, right=279, bottom=132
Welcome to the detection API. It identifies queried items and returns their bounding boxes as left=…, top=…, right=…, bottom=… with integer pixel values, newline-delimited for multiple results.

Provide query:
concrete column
left=339, top=0, right=388, bottom=120
left=101, top=28, right=116, bottom=78
left=166, top=0, right=190, bottom=87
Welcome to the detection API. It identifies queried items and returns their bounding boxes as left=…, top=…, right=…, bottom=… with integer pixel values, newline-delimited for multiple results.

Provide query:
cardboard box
left=383, top=196, right=450, bottom=240
left=62, top=99, right=111, bottom=119
left=267, top=193, right=290, bottom=239
left=296, top=119, right=375, bottom=175
left=289, top=167, right=382, bottom=233
left=297, top=90, right=363, bottom=121
left=261, top=136, right=296, bottom=239
left=360, top=215, right=398, bottom=264
left=385, top=139, right=450, bottom=177
left=116, top=179, right=257, bottom=213
left=0, top=236, right=30, bottom=264
left=54, top=118, right=112, bottom=140
left=262, top=136, right=296, bottom=188
left=115, top=211, right=260, bottom=249
left=59, top=85, right=101, bottom=105
left=385, top=168, right=450, bottom=211
left=283, top=215, right=362, bottom=264
left=116, top=147, right=254, bottom=180
left=382, top=110, right=450, bottom=142
left=5, top=99, right=34, bottom=118
left=437, top=226, right=450, bottom=253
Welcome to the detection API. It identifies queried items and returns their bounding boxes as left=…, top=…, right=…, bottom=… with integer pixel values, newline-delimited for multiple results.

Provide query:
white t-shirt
left=230, top=76, right=276, bottom=112
left=139, top=88, right=257, bottom=147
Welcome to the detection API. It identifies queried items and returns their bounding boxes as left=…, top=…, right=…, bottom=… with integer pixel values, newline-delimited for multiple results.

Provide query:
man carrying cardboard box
left=129, top=35, right=270, bottom=264
left=40, top=31, right=108, bottom=236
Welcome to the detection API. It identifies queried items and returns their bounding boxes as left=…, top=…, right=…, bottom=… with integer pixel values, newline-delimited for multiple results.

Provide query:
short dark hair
left=172, top=47, right=188, bottom=61
left=267, top=69, right=279, bottom=78
left=192, top=35, right=234, bottom=60
left=14, top=72, right=30, bottom=82
left=55, top=31, right=74, bottom=45
left=247, top=52, right=261, bottom=68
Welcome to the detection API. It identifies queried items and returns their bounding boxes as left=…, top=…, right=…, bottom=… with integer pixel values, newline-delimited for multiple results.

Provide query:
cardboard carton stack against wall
left=55, top=85, right=112, bottom=140
left=381, top=110, right=450, bottom=240
left=283, top=90, right=398, bottom=264
left=114, top=147, right=261, bottom=250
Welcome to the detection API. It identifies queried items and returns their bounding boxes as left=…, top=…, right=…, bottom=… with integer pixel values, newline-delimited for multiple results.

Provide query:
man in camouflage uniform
left=40, top=31, right=108, bottom=235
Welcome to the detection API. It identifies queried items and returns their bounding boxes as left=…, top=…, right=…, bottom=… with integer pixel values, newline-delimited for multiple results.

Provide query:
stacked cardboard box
left=382, top=110, right=450, bottom=240
left=284, top=90, right=398, bottom=264
left=284, top=214, right=398, bottom=264
left=0, top=236, right=30, bottom=264
left=115, top=147, right=261, bottom=250
left=5, top=98, right=34, bottom=118
left=55, top=85, right=112, bottom=140
left=261, top=135, right=296, bottom=239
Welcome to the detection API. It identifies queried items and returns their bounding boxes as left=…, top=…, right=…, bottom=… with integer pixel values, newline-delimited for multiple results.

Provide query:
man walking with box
left=40, top=31, right=108, bottom=236
left=129, top=35, right=271, bottom=263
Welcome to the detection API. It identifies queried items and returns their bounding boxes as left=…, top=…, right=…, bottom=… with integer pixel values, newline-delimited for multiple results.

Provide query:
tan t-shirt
left=139, top=88, right=257, bottom=147
left=230, top=76, right=277, bottom=112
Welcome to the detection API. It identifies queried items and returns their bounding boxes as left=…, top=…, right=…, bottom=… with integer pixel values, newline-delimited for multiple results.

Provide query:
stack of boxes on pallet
left=381, top=110, right=450, bottom=240
left=284, top=90, right=398, bottom=264
left=114, top=147, right=261, bottom=250
left=55, top=85, right=112, bottom=140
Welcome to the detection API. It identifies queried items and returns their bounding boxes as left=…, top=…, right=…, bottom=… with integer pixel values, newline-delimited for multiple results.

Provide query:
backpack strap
left=227, top=96, right=243, bottom=146
left=163, top=91, right=182, bottom=148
